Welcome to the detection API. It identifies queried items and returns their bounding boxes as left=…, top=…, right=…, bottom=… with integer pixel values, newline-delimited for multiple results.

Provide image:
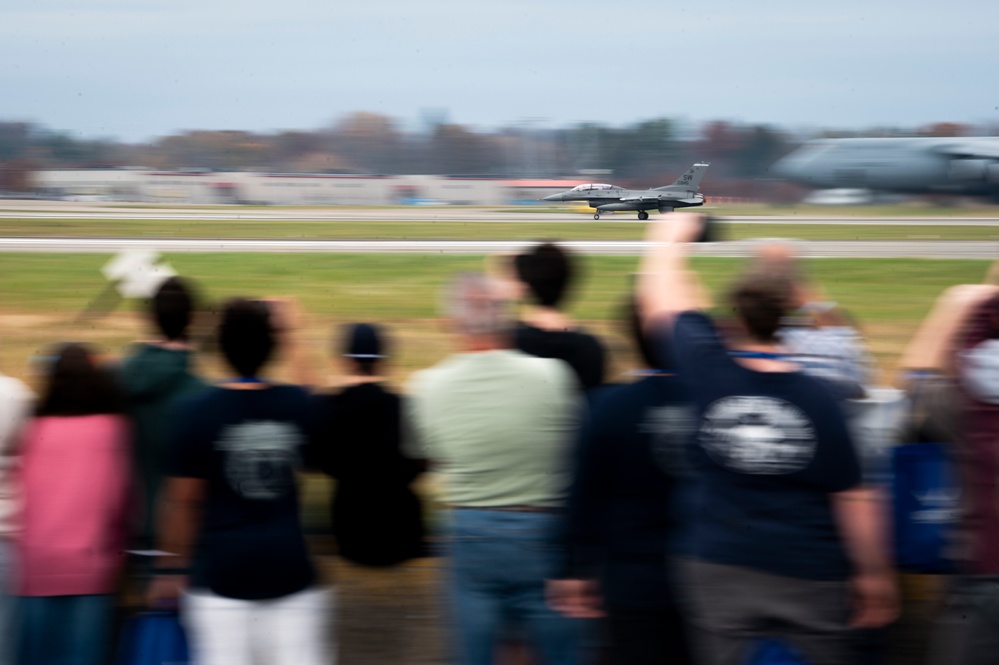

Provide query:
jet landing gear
left=593, top=212, right=600, bottom=220
left=637, top=211, right=649, bottom=221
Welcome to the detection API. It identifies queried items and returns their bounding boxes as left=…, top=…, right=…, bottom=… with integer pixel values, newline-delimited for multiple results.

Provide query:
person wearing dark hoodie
left=119, top=276, right=206, bottom=549
left=310, top=323, right=425, bottom=566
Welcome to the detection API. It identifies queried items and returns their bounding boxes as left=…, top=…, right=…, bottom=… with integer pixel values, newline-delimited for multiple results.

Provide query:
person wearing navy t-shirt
left=148, top=298, right=332, bottom=665
left=638, top=214, right=897, bottom=665
left=548, top=297, right=694, bottom=665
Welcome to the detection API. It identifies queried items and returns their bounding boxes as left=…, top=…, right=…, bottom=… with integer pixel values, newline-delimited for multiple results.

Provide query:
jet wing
left=932, top=140, right=999, bottom=160
left=620, top=195, right=670, bottom=202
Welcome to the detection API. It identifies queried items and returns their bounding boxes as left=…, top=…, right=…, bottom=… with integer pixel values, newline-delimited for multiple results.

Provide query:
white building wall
left=32, top=170, right=577, bottom=206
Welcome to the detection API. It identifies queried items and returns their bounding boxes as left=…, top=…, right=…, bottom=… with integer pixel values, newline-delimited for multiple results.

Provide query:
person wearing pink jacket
left=14, top=343, right=132, bottom=665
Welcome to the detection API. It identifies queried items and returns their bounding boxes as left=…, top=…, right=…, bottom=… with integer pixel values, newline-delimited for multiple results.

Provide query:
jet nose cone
left=542, top=193, right=564, bottom=202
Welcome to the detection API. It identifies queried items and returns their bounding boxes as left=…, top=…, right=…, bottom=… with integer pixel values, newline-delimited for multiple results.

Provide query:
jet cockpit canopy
left=570, top=183, right=614, bottom=192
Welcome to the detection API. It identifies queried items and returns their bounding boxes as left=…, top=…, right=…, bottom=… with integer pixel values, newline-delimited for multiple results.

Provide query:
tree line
left=0, top=114, right=993, bottom=198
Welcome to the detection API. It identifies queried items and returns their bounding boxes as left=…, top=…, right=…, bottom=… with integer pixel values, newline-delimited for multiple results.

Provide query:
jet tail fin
left=656, top=162, right=710, bottom=190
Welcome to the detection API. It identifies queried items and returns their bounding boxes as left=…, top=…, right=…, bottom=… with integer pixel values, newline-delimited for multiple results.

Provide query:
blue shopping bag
left=743, top=639, right=809, bottom=665
left=116, top=611, right=190, bottom=665
left=891, top=442, right=960, bottom=573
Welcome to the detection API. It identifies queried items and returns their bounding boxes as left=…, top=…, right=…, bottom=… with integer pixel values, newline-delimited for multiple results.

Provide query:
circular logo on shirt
left=216, top=420, right=301, bottom=500
left=699, top=396, right=816, bottom=475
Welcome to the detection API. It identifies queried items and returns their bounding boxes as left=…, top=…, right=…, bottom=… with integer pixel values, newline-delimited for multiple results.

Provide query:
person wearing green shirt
left=407, top=272, right=583, bottom=665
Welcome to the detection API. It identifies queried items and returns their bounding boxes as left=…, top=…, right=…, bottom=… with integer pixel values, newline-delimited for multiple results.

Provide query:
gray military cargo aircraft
left=542, top=162, right=710, bottom=219
left=772, top=137, right=999, bottom=201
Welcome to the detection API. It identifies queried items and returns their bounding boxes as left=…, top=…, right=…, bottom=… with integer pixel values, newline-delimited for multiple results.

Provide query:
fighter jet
left=542, top=162, right=710, bottom=220
left=772, top=137, right=999, bottom=201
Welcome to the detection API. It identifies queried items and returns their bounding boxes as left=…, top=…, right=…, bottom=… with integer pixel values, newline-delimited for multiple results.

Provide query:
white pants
left=182, top=586, right=335, bottom=665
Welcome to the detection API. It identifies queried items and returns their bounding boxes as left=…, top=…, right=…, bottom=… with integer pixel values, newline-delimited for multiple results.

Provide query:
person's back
left=554, top=375, right=694, bottom=665
left=15, top=343, right=131, bottom=665
left=955, top=292, right=999, bottom=575
left=406, top=273, right=582, bottom=665
left=319, top=383, right=424, bottom=565
left=409, top=348, right=577, bottom=508
left=312, top=323, right=425, bottom=566
left=119, top=277, right=205, bottom=546
left=514, top=323, right=606, bottom=391
left=18, top=414, right=130, bottom=596
left=921, top=291, right=999, bottom=665
left=638, top=215, right=896, bottom=665
left=151, top=298, right=331, bottom=665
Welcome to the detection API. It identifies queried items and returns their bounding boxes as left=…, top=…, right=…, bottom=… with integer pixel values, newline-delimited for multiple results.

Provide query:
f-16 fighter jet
left=542, top=162, right=709, bottom=220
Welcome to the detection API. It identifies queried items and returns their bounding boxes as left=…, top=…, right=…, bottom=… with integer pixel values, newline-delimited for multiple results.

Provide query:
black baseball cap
left=341, top=323, right=387, bottom=359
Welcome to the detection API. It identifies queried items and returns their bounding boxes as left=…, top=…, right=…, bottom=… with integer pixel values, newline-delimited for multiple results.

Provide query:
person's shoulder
left=267, top=383, right=312, bottom=404
left=119, top=342, right=171, bottom=369
left=568, top=326, right=605, bottom=349
left=513, top=320, right=539, bottom=339
left=775, top=369, right=843, bottom=412
left=119, top=341, right=153, bottom=363
left=175, top=384, right=223, bottom=411
left=675, top=310, right=715, bottom=332
left=511, top=350, right=577, bottom=387
left=588, top=381, right=632, bottom=412
left=596, top=375, right=682, bottom=412
left=406, top=362, right=448, bottom=395
left=338, top=381, right=399, bottom=407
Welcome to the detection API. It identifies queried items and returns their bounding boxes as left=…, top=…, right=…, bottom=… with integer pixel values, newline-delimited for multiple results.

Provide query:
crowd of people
left=0, top=211, right=997, bottom=665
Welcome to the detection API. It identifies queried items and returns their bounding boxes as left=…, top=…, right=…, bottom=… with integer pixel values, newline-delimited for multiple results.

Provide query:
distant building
left=31, top=170, right=585, bottom=206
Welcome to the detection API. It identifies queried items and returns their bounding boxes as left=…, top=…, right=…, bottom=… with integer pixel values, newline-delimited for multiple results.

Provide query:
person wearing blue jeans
left=17, top=595, right=113, bottom=665
left=407, top=273, right=582, bottom=664
left=447, top=509, right=580, bottom=665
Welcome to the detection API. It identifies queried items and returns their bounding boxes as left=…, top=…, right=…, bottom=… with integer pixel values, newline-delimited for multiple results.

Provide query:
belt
left=448, top=505, right=558, bottom=514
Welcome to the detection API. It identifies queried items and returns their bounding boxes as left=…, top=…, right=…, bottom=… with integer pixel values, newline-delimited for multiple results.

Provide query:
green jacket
left=120, top=343, right=206, bottom=547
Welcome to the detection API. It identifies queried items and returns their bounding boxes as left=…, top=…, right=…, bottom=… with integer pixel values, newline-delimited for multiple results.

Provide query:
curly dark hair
left=36, top=342, right=125, bottom=417
left=218, top=298, right=275, bottom=378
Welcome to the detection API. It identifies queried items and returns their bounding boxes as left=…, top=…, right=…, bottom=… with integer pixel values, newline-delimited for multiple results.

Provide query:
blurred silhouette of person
left=14, top=343, right=131, bottom=665
left=311, top=323, right=425, bottom=566
left=0, top=352, right=33, bottom=663
left=549, top=296, right=693, bottom=665
left=928, top=292, right=999, bottom=665
left=752, top=241, right=873, bottom=400
left=507, top=242, right=607, bottom=390
left=119, top=276, right=206, bottom=550
left=406, top=272, right=583, bottom=665
left=149, top=298, right=332, bottom=665
left=639, top=214, right=897, bottom=665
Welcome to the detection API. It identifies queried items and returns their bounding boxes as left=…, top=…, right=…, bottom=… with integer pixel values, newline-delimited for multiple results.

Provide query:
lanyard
left=227, top=376, right=267, bottom=384
left=729, top=350, right=788, bottom=361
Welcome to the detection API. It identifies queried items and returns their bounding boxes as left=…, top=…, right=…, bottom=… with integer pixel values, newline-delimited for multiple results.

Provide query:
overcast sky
left=3, top=0, right=998, bottom=141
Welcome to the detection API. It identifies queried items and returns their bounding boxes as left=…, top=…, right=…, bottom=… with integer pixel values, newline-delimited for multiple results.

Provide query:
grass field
left=0, top=252, right=990, bottom=389
left=5, top=217, right=999, bottom=241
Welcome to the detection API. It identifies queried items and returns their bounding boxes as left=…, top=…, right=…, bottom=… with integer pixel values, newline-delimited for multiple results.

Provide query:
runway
left=3, top=202, right=999, bottom=226
left=0, top=236, right=996, bottom=259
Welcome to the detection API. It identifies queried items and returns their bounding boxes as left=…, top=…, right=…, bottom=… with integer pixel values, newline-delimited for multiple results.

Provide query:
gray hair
left=443, top=272, right=512, bottom=336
